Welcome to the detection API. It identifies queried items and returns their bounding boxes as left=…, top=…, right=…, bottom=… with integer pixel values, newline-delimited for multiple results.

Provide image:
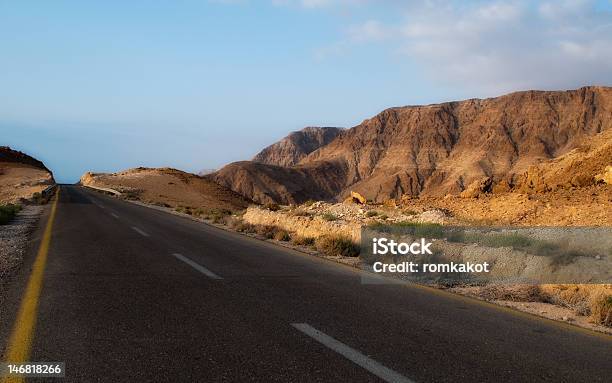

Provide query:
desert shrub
left=479, top=285, right=543, bottom=302
left=123, top=190, right=141, bottom=200
left=303, top=199, right=316, bottom=206
left=193, top=208, right=205, bottom=217
left=366, top=210, right=378, bottom=217
left=229, top=218, right=257, bottom=233
left=480, top=233, right=534, bottom=249
left=403, top=209, right=418, bottom=216
left=0, top=204, right=22, bottom=225
left=31, top=192, right=44, bottom=204
left=378, top=214, right=388, bottom=220
left=393, top=222, right=446, bottom=239
left=591, top=294, right=612, bottom=327
left=290, top=209, right=311, bottom=217
left=321, top=213, right=338, bottom=221
left=255, top=225, right=279, bottom=239
left=315, top=235, right=360, bottom=257
left=273, top=229, right=291, bottom=241
left=292, top=236, right=315, bottom=246
left=263, top=202, right=280, bottom=211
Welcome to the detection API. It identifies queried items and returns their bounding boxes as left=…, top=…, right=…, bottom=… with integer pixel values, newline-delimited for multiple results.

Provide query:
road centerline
left=131, top=226, right=149, bottom=237
left=291, top=323, right=414, bottom=383
left=172, top=253, right=223, bottom=280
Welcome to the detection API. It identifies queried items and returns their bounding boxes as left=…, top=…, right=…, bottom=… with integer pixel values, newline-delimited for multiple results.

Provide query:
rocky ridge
left=212, top=86, right=612, bottom=205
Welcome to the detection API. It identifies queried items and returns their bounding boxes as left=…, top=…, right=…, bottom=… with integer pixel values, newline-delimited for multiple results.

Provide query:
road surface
left=1, top=185, right=610, bottom=382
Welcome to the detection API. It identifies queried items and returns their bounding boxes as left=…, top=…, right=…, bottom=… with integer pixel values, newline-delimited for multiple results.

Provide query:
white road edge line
left=291, top=323, right=414, bottom=383
left=131, top=226, right=150, bottom=237
left=172, top=253, right=223, bottom=280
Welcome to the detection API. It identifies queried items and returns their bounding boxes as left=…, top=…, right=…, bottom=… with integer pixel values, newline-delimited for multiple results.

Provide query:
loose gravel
left=0, top=205, right=43, bottom=299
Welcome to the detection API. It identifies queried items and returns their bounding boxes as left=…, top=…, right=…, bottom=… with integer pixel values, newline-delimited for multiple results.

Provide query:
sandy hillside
left=80, top=167, right=250, bottom=213
left=0, top=147, right=55, bottom=204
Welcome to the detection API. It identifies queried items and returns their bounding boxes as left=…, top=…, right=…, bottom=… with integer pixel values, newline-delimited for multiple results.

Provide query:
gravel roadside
left=0, top=205, right=44, bottom=302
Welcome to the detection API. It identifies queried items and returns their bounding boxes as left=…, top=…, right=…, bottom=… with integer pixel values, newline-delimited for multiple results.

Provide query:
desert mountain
left=0, top=146, right=55, bottom=203
left=211, top=86, right=612, bottom=204
left=253, top=127, right=343, bottom=167
left=80, top=167, right=249, bottom=212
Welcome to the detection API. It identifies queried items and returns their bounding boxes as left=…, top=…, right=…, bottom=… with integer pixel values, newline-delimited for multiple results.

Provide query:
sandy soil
left=81, top=167, right=250, bottom=213
left=0, top=163, right=54, bottom=204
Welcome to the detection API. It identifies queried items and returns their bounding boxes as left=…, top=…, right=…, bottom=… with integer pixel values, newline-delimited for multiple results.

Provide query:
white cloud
left=272, top=0, right=369, bottom=9
left=343, top=0, right=612, bottom=94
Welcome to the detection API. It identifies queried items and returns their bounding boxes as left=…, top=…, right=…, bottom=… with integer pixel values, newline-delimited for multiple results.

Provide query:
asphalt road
left=1, top=185, right=610, bottom=382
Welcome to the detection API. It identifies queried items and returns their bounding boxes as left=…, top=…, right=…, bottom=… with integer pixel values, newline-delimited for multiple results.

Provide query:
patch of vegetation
left=255, top=224, right=280, bottom=239
left=315, top=235, right=360, bottom=257
left=0, top=204, right=22, bottom=225
left=263, top=202, right=280, bottom=211
left=403, top=209, right=418, bottom=216
left=273, top=229, right=291, bottom=242
left=31, top=192, right=45, bottom=205
left=291, top=236, right=315, bottom=246
left=447, top=230, right=588, bottom=265
left=290, top=209, right=311, bottom=217
left=228, top=218, right=257, bottom=233
left=390, top=222, right=446, bottom=239
left=321, top=213, right=338, bottom=221
left=592, top=295, right=612, bottom=327
left=378, top=214, right=388, bottom=220
left=303, top=199, right=316, bottom=206
left=366, top=210, right=378, bottom=217
left=206, top=209, right=232, bottom=224
left=122, top=190, right=141, bottom=200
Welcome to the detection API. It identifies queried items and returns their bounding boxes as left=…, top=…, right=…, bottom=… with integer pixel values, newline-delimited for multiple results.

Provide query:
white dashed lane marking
left=291, top=323, right=414, bottom=383
left=172, top=253, right=223, bottom=280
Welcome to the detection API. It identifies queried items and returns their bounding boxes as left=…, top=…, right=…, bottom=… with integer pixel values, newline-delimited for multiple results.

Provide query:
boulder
left=460, top=177, right=493, bottom=198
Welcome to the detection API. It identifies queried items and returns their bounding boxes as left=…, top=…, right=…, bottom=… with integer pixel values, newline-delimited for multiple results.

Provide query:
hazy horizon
left=2, top=1, right=612, bottom=183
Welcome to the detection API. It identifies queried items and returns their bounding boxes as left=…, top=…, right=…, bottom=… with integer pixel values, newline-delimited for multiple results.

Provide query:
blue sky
left=1, top=0, right=611, bottom=182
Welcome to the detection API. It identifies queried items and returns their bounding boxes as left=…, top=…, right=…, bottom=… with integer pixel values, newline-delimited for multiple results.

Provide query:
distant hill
left=81, top=167, right=250, bottom=212
left=211, top=86, right=612, bottom=204
left=252, top=127, right=343, bottom=167
left=0, top=146, right=55, bottom=203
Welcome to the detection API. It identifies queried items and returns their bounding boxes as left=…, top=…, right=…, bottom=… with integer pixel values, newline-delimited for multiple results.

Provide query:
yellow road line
left=2, top=188, right=60, bottom=383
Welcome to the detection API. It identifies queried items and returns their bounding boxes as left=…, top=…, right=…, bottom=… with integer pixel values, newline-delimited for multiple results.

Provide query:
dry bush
left=321, top=213, right=338, bottom=221
left=292, top=236, right=315, bottom=246
left=0, top=204, right=22, bottom=225
left=590, top=292, right=612, bottom=327
left=255, top=225, right=279, bottom=239
left=540, top=284, right=612, bottom=326
left=479, top=285, right=544, bottom=302
left=273, top=229, right=291, bottom=241
left=228, top=218, right=256, bottom=233
left=263, top=202, right=280, bottom=211
left=290, top=209, right=311, bottom=217
left=315, top=235, right=360, bottom=257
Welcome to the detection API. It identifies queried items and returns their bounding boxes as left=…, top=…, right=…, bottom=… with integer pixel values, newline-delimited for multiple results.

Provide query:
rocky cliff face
left=213, top=86, right=612, bottom=204
left=0, top=146, right=52, bottom=174
left=252, top=127, right=343, bottom=167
